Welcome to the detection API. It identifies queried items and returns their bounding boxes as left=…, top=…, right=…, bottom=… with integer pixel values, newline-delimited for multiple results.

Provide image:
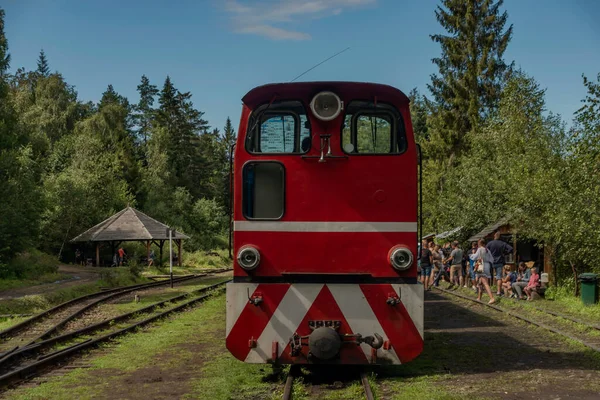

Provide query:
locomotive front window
left=246, top=101, right=311, bottom=154
left=341, top=101, right=407, bottom=155
left=242, top=162, right=285, bottom=220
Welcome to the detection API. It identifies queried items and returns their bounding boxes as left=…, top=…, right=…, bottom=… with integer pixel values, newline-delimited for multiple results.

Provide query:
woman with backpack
left=470, top=239, right=496, bottom=304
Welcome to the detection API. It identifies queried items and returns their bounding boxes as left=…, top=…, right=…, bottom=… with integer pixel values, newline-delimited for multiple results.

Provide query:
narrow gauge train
left=226, top=81, right=423, bottom=365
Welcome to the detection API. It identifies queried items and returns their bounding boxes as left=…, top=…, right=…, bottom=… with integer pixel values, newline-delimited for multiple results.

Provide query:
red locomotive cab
left=226, top=82, right=423, bottom=366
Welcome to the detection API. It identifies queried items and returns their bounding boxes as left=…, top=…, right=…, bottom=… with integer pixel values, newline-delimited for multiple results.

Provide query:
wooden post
left=96, top=244, right=100, bottom=267
left=178, top=239, right=182, bottom=267
left=146, top=240, right=151, bottom=265
left=159, top=240, right=164, bottom=267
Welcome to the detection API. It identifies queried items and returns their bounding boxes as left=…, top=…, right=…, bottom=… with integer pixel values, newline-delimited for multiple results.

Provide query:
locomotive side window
left=246, top=101, right=311, bottom=154
left=243, top=162, right=285, bottom=220
left=341, top=101, right=407, bottom=154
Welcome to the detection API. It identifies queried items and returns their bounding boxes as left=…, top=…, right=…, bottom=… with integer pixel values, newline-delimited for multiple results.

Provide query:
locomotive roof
left=242, top=81, right=410, bottom=108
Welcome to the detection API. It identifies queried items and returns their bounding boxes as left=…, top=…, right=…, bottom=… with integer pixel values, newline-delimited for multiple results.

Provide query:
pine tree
left=135, top=75, right=158, bottom=144
left=427, top=0, right=513, bottom=158
left=408, top=88, right=429, bottom=143
left=36, top=49, right=49, bottom=76
left=0, top=9, right=9, bottom=79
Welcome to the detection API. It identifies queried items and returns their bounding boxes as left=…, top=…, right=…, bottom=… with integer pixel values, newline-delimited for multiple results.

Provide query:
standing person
left=467, top=242, right=478, bottom=291
left=118, top=247, right=126, bottom=266
left=470, top=239, right=496, bottom=304
left=486, top=231, right=514, bottom=296
left=445, top=241, right=463, bottom=287
left=148, top=249, right=155, bottom=267
left=75, top=248, right=82, bottom=266
left=419, top=240, right=433, bottom=291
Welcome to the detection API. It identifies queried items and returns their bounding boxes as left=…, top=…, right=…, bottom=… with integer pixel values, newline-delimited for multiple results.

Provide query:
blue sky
left=3, top=0, right=599, bottom=132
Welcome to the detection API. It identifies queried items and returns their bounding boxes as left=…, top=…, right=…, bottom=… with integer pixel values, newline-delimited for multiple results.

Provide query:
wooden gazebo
left=70, top=207, right=190, bottom=267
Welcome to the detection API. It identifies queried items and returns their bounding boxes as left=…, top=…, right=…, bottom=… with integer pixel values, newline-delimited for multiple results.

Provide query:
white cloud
left=224, top=0, right=376, bottom=40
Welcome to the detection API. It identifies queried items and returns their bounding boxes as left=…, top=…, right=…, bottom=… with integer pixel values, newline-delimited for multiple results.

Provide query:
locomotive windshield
left=246, top=100, right=311, bottom=154
left=341, top=101, right=407, bottom=154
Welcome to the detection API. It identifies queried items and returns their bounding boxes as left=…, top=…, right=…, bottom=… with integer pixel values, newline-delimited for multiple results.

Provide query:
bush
left=184, top=249, right=230, bottom=269
left=0, top=249, right=58, bottom=280
left=128, top=259, right=143, bottom=278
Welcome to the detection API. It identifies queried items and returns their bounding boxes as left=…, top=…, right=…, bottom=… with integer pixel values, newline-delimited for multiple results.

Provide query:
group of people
left=418, top=231, right=542, bottom=304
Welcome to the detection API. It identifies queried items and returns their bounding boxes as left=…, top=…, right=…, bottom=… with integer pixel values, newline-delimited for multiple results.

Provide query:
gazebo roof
left=467, top=216, right=510, bottom=243
left=70, top=207, right=190, bottom=242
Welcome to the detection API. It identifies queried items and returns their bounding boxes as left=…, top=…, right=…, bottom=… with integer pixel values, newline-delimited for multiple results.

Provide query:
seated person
left=512, top=262, right=531, bottom=300
left=524, top=267, right=540, bottom=301
left=501, top=265, right=517, bottom=297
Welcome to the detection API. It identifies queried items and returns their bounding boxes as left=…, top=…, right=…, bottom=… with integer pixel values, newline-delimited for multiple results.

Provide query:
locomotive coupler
left=247, top=288, right=263, bottom=306
left=289, top=333, right=309, bottom=357
left=342, top=332, right=384, bottom=349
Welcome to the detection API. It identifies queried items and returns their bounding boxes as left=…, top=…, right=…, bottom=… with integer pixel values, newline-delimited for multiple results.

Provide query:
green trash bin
left=579, top=273, right=598, bottom=306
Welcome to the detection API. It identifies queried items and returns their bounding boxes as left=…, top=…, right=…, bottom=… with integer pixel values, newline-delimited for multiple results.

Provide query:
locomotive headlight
left=237, top=246, right=260, bottom=270
left=310, top=91, right=343, bottom=121
left=389, top=246, right=413, bottom=271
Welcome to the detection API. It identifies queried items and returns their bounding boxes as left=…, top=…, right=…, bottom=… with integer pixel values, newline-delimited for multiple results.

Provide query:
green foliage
left=427, top=0, right=513, bottom=159
left=0, top=9, right=236, bottom=267
left=0, top=248, right=57, bottom=280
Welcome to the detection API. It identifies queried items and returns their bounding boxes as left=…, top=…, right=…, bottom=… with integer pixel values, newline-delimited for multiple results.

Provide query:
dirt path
left=5, top=289, right=600, bottom=399
left=376, top=291, right=600, bottom=399
left=0, top=265, right=101, bottom=301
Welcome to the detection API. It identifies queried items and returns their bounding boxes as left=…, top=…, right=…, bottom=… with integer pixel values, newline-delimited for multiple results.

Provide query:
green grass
left=2, top=295, right=270, bottom=400
left=141, top=249, right=232, bottom=277
left=447, top=282, right=600, bottom=325
left=0, top=268, right=148, bottom=316
left=0, top=273, right=73, bottom=292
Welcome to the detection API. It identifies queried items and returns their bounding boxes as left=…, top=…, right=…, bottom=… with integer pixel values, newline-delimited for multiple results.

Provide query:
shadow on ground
left=376, top=291, right=600, bottom=379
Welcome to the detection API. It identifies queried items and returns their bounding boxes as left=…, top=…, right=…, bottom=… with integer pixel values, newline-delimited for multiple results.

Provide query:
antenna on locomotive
left=290, top=47, right=351, bottom=82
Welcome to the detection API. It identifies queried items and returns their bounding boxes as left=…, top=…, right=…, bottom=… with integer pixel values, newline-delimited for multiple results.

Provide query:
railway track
left=282, top=365, right=375, bottom=400
left=0, top=279, right=230, bottom=389
left=0, top=268, right=231, bottom=347
left=434, top=286, right=600, bottom=353
left=0, top=274, right=204, bottom=352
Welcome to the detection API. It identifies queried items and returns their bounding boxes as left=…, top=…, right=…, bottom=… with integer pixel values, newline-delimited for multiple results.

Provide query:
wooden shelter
left=70, top=207, right=190, bottom=267
left=467, top=216, right=551, bottom=273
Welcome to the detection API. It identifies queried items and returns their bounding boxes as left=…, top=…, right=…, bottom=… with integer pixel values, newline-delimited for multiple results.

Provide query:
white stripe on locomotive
left=394, top=283, right=424, bottom=338
left=244, top=284, right=323, bottom=363
left=328, top=284, right=402, bottom=364
left=226, top=282, right=258, bottom=337
left=233, top=221, right=418, bottom=233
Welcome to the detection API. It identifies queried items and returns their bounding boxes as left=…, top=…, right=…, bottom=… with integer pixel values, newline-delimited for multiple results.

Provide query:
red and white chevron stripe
left=226, top=283, right=423, bottom=365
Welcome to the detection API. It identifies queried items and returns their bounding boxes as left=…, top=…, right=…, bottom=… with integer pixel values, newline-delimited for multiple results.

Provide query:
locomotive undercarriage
left=226, top=282, right=424, bottom=365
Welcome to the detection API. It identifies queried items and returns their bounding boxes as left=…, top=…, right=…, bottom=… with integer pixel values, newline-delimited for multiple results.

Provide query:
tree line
left=411, top=0, right=600, bottom=285
left=1, top=1, right=599, bottom=286
left=0, top=8, right=236, bottom=272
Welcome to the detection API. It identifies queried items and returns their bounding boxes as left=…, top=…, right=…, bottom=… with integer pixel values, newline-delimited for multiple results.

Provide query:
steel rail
left=0, top=279, right=229, bottom=369
left=434, top=287, right=600, bottom=353
left=0, top=280, right=229, bottom=388
left=0, top=274, right=199, bottom=339
left=360, top=371, right=375, bottom=400
left=31, top=274, right=206, bottom=343
left=282, top=366, right=375, bottom=400
left=526, top=305, right=600, bottom=332
left=282, top=365, right=300, bottom=400
left=0, top=280, right=230, bottom=367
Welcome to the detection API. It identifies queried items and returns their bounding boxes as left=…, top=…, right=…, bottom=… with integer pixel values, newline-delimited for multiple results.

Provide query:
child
left=524, top=267, right=540, bottom=301
left=501, top=265, right=517, bottom=297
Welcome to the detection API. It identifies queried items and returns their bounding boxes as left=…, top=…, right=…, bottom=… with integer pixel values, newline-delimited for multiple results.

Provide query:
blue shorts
left=493, top=263, right=504, bottom=279
left=420, top=265, right=432, bottom=277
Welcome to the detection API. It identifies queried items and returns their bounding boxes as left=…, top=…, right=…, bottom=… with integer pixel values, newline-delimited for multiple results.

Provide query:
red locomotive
left=226, top=81, right=423, bottom=365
